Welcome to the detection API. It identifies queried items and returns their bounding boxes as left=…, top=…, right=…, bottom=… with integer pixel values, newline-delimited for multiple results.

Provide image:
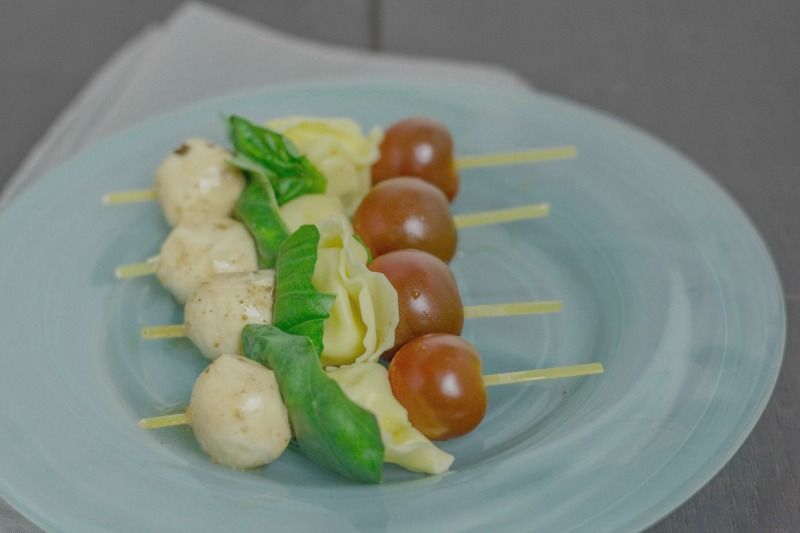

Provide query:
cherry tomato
left=372, top=117, right=459, bottom=200
left=369, top=250, right=464, bottom=356
left=388, top=334, right=487, bottom=440
left=353, top=177, right=457, bottom=262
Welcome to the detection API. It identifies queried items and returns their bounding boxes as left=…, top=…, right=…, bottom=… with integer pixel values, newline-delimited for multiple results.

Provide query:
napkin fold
left=1, top=1, right=526, bottom=206
left=1, top=2, right=527, bottom=530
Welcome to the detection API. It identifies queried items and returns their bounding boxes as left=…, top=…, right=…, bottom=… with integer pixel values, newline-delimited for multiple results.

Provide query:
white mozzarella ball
left=184, top=270, right=275, bottom=360
left=278, top=194, right=354, bottom=235
left=189, top=354, right=291, bottom=469
left=156, top=217, right=257, bottom=303
left=155, top=139, right=245, bottom=226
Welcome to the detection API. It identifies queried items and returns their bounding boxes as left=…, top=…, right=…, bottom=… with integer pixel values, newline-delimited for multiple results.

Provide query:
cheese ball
left=156, top=217, right=257, bottom=303
left=154, top=138, right=246, bottom=226
left=184, top=270, right=276, bottom=360
left=189, top=354, right=291, bottom=469
left=278, top=194, right=353, bottom=235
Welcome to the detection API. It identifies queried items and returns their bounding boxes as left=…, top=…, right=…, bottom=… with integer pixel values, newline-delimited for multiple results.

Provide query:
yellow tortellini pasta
left=266, top=116, right=382, bottom=215
left=278, top=194, right=353, bottom=235
left=328, top=362, right=454, bottom=475
left=312, top=218, right=398, bottom=366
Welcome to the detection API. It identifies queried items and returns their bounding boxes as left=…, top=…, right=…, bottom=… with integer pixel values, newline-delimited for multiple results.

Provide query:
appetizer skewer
left=114, top=202, right=550, bottom=281
left=103, top=147, right=576, bottom=205
left=138, top=337, right=603, bottom=473
left=139, top=362, right=604, bottom=430
left=117, top=114, right=594, bottom=484
left=140, top=300, right=562, bottom=340
left=138, top=243, right=560, bottom=363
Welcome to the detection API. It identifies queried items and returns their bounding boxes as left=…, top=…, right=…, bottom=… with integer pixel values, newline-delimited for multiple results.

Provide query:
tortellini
left=278, top=194, right=353, bottom=235
left=189, top=354, right=291, bottom=469
left=312, top=218, right=398, bottom=366
left=266, top=116, right=382, bottom=215
left=154, top=138, right=245, bottom=226
left=328, top=362, right=454, bottom=474
left=156, top=216, right=258, bottom=303
left=184, top=270, right=275, bottom=360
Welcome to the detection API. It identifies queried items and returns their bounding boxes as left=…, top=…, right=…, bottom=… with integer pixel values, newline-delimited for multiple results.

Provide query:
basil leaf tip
left=242, top=324, right=384, bottom=484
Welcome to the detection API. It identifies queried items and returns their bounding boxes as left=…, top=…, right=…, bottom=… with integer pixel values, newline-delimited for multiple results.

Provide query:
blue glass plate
left=0, top=79, right=785, bottom=532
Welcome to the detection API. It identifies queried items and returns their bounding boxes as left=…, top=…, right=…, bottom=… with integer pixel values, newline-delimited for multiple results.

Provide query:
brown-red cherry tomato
left=372, top=117, right=459, bottom=200
left=388, top=334, right=487, bottom=440
left=369, top=250, right=464, bottom=356
left=353, top=177, right=457, bottom=262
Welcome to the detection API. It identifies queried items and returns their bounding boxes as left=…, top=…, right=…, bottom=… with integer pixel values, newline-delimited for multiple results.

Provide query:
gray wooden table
left=1, top=1, right=798, bottom=531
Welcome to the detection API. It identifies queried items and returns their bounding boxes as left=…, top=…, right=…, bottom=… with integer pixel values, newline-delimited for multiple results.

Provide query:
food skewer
left=138, top=362, right=604, bottom=429
left=118, top=116, right=596, bottom=484
left=136, top=335, right=603, bottom=479
left=103, top=146, right=576, bottom=205
left=140, top=299, right=563, bottom=340
left=114, top=202, right=551, bottom=280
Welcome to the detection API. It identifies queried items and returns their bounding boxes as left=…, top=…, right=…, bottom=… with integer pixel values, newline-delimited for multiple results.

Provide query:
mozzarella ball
left=189, top=354, right=291, bottom=469
left=278, top=194, right=354, bottom=235
left=154, top=138, right=245, bottom=226
left=184, top=270, right=275, bottom=360
left=156, top=217, right=257, bottom=303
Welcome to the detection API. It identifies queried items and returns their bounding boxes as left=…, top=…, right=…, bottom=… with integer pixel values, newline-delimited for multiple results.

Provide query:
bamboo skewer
left=453, top=203, right=549, bottom=229
left=115, top=258, right=158, bottom=279
left=462, top=300, right=562, bottom=319
left=140, top=299, right=563, bottom=340
left=103, top=189, right=157, bottom=205
left=140, top=324, right=186, bottom=339
left=138, top=361, right=603, bottom=430
left=103, top=146, right=577, bottom=205
left=482, top=362, right=604, bottom=386
left=454, top=146, right=577, bottom=170
left=115, top=203, right=552, bottom=279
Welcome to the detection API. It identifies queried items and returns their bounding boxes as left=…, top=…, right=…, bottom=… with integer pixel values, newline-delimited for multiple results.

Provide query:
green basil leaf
left=228, top=115, right=326, bottom=206
left=242, top=324, right=384, bottom=483
left=273, top=225, right=336, bottom=355
left=232, top=173, right=289, bottom=269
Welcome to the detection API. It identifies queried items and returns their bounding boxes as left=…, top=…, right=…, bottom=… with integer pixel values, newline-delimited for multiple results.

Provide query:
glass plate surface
left=0, top=79, right=785, bottom=532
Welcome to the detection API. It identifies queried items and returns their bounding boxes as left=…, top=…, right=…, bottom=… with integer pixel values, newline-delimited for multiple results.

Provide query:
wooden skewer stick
left=453, top=203, right=549, bottom=229
left=138, top=361, right=603, bottom=430
left=115, top=257, right=158, bottom=279
left=115, top=203, right=551, bottom=279
left=140, top=299, right=563, bottom=340
left=141, top=324, right=186, bottom=339
left=138, top=412, right=190, bottom=429
left=455, top=145, right=577, bottom=170
left=462, top=300, right=562, bottom=319
left=103, top=189, right=157, bottom=205
left=483, top=362, right=604, bottom=386
left=103, top=146, right=577, bottom=205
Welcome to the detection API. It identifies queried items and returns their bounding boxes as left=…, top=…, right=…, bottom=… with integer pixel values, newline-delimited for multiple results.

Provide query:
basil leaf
left=273, top=225, right=336, bottom=355
left=242, top=325, right=384, bottom=483
left=232, top=173, right=289, bottom=269
left=228, top=115, right=326, bottom=206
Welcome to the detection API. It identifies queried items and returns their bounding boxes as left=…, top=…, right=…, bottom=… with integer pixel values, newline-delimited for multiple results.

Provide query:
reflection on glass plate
left=0, top=79, right=784, bottom=532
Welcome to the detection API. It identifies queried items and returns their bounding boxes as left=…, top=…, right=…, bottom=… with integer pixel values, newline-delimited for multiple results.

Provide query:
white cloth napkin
left=0, top=2, right=526, bottom=206
left=0, top=3, right=527, bottom=530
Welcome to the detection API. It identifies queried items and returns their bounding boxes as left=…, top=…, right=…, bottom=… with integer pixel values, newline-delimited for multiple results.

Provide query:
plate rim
left=0, top=76, right=787, bottom=533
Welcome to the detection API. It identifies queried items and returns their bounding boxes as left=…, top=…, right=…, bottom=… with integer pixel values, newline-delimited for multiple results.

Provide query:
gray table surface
left=1, top=1, right=798, bottom=531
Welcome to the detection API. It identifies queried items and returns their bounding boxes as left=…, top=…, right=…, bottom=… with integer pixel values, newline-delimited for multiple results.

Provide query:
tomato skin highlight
left=369, top=250, right=464, bottom=357
left=388, top=334, right=487, bottom=440
left=371, top=117, right=459, bottom=200
left=353, top=177, right=457, bottom=262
